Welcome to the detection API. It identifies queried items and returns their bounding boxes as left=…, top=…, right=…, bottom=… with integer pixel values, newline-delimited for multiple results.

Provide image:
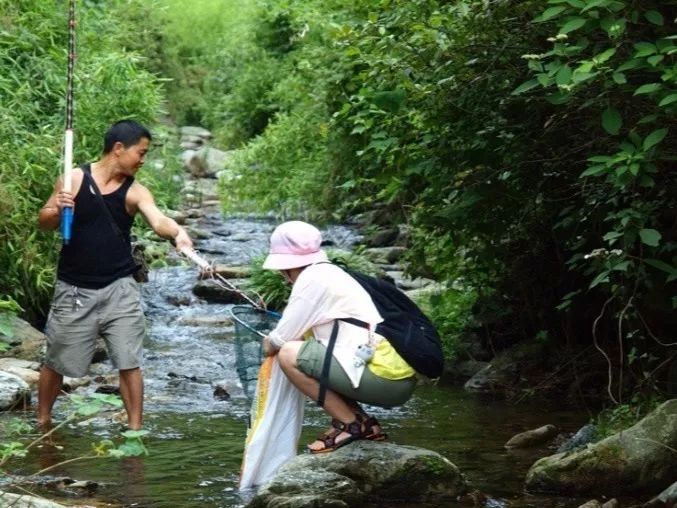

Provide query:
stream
left=3, top=212, right=596, bottom=508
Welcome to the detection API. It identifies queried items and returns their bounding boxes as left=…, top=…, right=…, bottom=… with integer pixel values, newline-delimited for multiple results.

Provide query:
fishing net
left=230, top=305, right=280, bottom=400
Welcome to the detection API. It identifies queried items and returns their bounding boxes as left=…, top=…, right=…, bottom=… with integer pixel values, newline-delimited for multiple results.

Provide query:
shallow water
left=1, top=216, right=608, bottom=507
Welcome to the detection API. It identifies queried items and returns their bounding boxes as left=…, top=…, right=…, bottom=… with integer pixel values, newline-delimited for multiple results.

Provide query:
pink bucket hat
left=262, top=221, right=328, bottom=270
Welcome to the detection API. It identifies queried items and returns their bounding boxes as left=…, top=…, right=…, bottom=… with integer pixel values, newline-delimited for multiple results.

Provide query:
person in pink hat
left=262, top=221, right=417, bottom=453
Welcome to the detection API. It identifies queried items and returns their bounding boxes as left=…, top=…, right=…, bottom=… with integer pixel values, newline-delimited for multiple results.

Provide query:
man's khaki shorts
left=44, top=276, right=145, bottom=378
left=296, top=338, right=416, bottom=408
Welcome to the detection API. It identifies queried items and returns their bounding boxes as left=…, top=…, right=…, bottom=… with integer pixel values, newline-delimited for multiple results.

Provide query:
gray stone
left=526, top=399, right=677, bottom=497
left=577, top=501, right=602, bottom=508
left=363, top=247, right=406, bottom=264
left=644, top=480, right=677, bottom=507
left=247, top=441, right=466, bottom=508
left=185, top=147, right=232, bottom=178
left=365, top=227, right=400, bottom=247
left=0, top=370, right=30, bottom=410
left=193, top=279, right=249, bottom=304
left=180, top=125, right=212, bottom=140
left=602, top=499, right=619, bottom=508
left=0, top=491, right=69, bottom=507
left=557, top=424, right=598, bottom=453
left=505, top=424, right=558, bottom=449
left=464, top=342, right=547, bottom=395
left=0, top=316, right=46, bottom=346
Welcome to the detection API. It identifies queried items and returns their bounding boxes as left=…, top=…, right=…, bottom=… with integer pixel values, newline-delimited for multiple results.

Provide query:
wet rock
left=0, top=370, right=30, bottom=410
left=444, top=360, right=490, bottom=382
left=557, top=423, right=598, bottom=453
left=186, top=226, right=213, bottom=240
left=0, top=365, right=39, bottom=386
left=644, top=480, right=677, bottom=507
left=602, top=500, right=619, bottom=508
left=0, top=491, right=70, bottom=507
left=95, top=385, right=120, bottom=395
left=525, top=399, right=677, bottom=497
left=192, top=279, right=248, bottom=304
left=62, top=376, right=91, bottom=392
left=505, top=424, right=558, bottom=449
left=578, top=501, right=602, bottom=508
left=0, top=315, right=45, bottom=346
left=213, top=385, right=230, bottom=400
left=0, top=358, right=40, bottom=370
left=385, top=270, right=436, bottom=291
left=464, top=341, right=548, bottom=395
left=185, top=147, right=232, bottom=178
left=180, top=125, right=212, bottom=140
left=246, top=441, right=466, bottom=508
left=366, top=226, right=400, bottom=247
left=177, top=315, right=233, bottom=326
left=363, top=246, right=406, bottom=264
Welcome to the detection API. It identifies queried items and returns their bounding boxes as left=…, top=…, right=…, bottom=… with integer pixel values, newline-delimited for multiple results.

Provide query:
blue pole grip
left=61, top=207, right=73, bottom=245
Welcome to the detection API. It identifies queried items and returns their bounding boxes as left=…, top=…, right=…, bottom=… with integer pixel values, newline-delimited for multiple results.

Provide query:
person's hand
left=262, top=336, right=276, bottom=357
left=173, top=227, right=193, bottom=252
left=55, top=190, right=75, bottom=211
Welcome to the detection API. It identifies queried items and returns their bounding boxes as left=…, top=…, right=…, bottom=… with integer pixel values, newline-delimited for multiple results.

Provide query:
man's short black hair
left=103, top=120, right=152, bottom=154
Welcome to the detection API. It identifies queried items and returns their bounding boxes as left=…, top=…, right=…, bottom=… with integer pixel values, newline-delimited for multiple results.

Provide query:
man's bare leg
left=119, top=367, right=144, bottom=430
left=37, top=365, right=64, bottom=429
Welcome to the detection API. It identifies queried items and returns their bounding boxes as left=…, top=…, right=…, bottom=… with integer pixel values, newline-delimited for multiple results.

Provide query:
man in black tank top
left=36, top=120, right=194, bottom=431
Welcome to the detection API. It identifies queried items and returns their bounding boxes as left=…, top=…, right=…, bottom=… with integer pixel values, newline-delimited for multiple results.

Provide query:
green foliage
left=594, top=394, right=662, bottom=439
left=0, top=0, right=178, bottom=320
left=246, top=248, right=381, bottom=311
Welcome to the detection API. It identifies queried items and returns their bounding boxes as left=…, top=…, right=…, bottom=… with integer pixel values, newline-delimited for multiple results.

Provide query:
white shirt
left=268, top=263, right=383, bottom=388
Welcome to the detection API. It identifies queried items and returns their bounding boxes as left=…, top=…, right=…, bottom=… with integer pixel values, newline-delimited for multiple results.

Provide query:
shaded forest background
left=1, top=0, right=675, bottom=408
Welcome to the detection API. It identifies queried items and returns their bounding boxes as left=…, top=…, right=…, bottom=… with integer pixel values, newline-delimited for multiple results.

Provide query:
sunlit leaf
left=639, top=228, right=661, bottom=247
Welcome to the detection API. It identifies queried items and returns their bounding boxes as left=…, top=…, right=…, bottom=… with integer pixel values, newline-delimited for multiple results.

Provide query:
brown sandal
left=358, top=414, right=388, bottom=441
left=308, top=418, right=365, bottom=454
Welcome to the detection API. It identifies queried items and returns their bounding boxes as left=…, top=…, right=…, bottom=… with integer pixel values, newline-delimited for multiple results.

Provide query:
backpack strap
left=316, top=317, right=370, bottom=408
left=317, top=320, right=339, bottom=408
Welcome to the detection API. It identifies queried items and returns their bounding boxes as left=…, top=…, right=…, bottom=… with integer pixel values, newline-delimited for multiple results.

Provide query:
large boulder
left=184, top=147, right=232, bottom=178
left=464, top=341, right=548, bottom=395
left=0, top=491, right=69, bottom=507
left=644, top=480, right=677, bottom=507
left=246, top=441, right=466, bottom=508
left=0, top=315, right=46, bottom=346
left=0, top=370, right=30, bottom=410
left=525, top=399, right=677, bottom=497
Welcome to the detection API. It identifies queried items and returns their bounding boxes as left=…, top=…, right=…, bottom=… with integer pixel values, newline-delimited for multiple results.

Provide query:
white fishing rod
left=60, top=0, right=76, bottom=245
left=180, top=247, right=267, bottom=310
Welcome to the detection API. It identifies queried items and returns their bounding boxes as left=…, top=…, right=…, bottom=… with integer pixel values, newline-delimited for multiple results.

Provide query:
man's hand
left=55, top=189, right=75, bottom=211
left=173, top=226, right=193, bottom=252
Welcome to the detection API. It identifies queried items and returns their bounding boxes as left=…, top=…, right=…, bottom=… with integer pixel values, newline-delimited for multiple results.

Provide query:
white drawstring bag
left=239, top=355, right=305, bottom=489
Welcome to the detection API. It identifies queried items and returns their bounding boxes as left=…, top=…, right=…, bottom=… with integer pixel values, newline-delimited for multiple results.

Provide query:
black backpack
left=344, top=268, right=444, bottom=379
left=316, top=264, right=444, bottom=408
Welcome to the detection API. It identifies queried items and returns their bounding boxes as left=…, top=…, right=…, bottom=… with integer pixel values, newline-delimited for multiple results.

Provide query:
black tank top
left=57, top=163, right=137, bottom=288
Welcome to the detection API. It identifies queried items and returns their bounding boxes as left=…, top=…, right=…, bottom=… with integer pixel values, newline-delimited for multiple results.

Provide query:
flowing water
left=2, top=214, right=600, bottom=508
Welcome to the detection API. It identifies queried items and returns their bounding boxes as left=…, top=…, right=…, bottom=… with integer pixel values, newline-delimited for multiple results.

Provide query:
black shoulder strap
left=82, top=164, right=127, bottom=245
left=317, top=320, right=339, bottom=408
